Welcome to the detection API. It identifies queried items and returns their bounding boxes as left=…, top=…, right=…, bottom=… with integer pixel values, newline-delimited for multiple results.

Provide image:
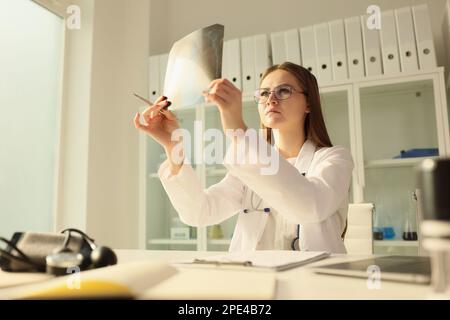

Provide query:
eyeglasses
left=254, top=84, right=306, bottom=104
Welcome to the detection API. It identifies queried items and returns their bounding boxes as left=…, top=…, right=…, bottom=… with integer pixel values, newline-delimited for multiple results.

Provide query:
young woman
left=134, top=62, right=354, bottom=253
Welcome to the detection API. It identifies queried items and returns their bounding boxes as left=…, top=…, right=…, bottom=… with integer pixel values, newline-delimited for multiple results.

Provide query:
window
left=0, top=0, right=64, bottom=237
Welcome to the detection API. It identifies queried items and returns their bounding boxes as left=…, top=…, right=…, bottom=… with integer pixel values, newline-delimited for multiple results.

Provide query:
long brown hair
left=259, top=62, right=333, bottom=148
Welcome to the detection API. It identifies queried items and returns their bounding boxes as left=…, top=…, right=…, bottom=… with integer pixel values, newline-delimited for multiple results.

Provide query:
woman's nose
left=266, top=92, right=278, bottom=105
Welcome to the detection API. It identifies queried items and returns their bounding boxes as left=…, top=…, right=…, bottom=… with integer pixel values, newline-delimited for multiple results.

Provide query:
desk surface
left=116, top=250, right=433, bottom=299
left=0, top=250, right=434, bottom=300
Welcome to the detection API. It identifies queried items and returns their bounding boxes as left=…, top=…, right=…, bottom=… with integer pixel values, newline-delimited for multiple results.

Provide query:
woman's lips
left=265, top=109, right=281, bottom=115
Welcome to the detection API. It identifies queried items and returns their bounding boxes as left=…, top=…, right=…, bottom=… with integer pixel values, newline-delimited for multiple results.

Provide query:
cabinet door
left=204, top=103, right=230, bottom=252
left=320, top=87, right=355, bottom=203
left=145, top=108, right=198, bottom=251
left=357, top=77, right=444, bottom=255
left=203, top=100, right=259, bottom=251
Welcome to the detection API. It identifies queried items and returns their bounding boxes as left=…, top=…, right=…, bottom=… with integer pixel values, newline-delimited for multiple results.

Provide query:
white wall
left=149, top=0, right=448, bottom=68
left=86, top=0, right=149, bottom=248
left=57, top=0, right=94, bottom=234
left=57, top=0, right=150, bottom=248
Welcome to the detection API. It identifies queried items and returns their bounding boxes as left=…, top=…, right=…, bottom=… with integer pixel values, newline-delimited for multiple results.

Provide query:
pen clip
left=192, top=259, right=252, bottom=267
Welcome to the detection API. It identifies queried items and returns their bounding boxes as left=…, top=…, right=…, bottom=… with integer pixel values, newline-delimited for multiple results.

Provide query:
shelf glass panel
left=373, top=243, right=419, bottom=256
left=365, top=156, right=439, bottom=169
left=147, top=243, right=197, bottom=251
left=364, top=160, right=420, bottom=249
left=204, top=106, right=227, bottom=173
left=321, top=90, right=351, bottom=150
left=173, top=108, right=198, bottom=168
left=205, top=172, right=237, bottom=252
left=146, top=178, right=198, bottom=251
left=203, top=100, right=261, bottom=171
left=202, top=101, right=259, bottom=251
left=146, top=108, right=197, bottom=174
left=321, top=89, right=354, bottom=203
left=373, top=240, right=419, bottom=247
left=360, top=79, right=439, bottom=161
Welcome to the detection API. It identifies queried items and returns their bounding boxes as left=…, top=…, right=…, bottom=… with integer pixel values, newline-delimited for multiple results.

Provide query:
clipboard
left=176, top=250, right=330, bottom=272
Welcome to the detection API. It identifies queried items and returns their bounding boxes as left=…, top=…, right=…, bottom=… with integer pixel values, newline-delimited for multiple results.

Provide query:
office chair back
left=344, top=203, right=374, bottom=255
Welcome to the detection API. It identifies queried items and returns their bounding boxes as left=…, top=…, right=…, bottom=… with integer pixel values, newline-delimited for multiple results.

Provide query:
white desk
left=0, top=250, right=433, bottom=299
left=116, top=250, right=432, bottom=300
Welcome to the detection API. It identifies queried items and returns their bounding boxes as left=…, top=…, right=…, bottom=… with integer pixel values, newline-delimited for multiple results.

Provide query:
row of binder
left=148, top=53, right=168, bottom=101
left=444, top=0, right=450, bottom=88
left=149, top=4, right=437, bottom=98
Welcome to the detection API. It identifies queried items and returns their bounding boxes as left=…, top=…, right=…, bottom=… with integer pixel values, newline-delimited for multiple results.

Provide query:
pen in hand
left=133, top=92, right=171, bottom=118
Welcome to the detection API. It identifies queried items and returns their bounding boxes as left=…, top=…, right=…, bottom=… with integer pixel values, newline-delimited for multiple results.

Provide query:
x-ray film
left=163, top=24, right=224, bottom=108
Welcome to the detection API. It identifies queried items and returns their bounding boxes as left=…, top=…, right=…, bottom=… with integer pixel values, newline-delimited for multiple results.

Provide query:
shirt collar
left=295, top=139, right=316, bottom=175
left=274, top=139, right=316, bottom=174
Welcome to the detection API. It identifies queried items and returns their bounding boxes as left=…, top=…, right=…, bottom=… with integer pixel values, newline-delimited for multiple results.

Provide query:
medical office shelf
left=147, top=237, right=418, bottom=248
left=208, top=239, right=232, bottom=245
left=140, top=67, right=450, bottom=255
left=146, top=238, right=231, bottom=246
left=373, top=240, right=419, bottom=247
left=373, top=240, right=420, bottom=256
left=148, top=239, right=197, bottom=245
left=364, top=156, right=440, bottom=169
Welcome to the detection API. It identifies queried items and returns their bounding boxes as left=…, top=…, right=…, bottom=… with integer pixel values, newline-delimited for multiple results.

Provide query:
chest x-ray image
left=163, top=24, right=224, bottom=108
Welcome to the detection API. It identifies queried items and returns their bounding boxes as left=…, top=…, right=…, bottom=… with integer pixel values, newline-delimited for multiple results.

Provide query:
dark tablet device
left=313, top=255, right=431, bottom=285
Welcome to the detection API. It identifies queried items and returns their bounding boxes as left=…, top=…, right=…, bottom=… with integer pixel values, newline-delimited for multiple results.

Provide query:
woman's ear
left=305, top=106, right=311, bottom=113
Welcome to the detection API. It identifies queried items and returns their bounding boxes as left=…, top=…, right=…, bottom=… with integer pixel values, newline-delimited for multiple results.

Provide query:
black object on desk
left=0, top=229, right=117, bottom=275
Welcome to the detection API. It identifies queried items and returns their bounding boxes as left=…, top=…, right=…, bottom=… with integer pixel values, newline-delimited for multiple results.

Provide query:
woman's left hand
left=203, top=79, right=247, bottom=134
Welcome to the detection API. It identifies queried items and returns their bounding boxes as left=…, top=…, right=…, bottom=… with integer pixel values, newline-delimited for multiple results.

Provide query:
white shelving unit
left=373, top=240, right=420, bottom=256
left=364, top=157, right=440, bottom=169
left=140, top=67, right=450, bottom=255
left=148, top=239, right=197, bottom=245
left=373, top=240, right=419, bottom=247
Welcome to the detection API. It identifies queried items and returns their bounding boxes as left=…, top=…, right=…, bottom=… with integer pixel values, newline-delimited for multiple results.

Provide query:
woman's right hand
left=133, top=96, right=180, bottom=151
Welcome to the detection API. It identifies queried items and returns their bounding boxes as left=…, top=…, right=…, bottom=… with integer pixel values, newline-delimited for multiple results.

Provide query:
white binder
left=149, top=55, right=160, bottom=101
left=412, top=4, right=437, bottom=70
left=329, top=19, right=349, bottom=81
left=344, top=17, right=365, bottom=79
left=241, top=36, right=256, bottom=94
left=299, top=26, right=318, bottom=76
left=360, top=15, right=383, bottom=76
left=285, top=29, right=301, bottom=65
left=395, top=7, right=419, bottom=72
left=159, top=54, right=169, bottom=95
left=270, top=29, right=301, bottom=65
left=443, top=1, right=450, bottom=80
left=380, top=10, right=401, bottom=75
left=254, top=34, right=271, bottom=83
left=222, top=39, right=242, bottom=90
left=314, top=23, right=333, bottom=83
left=241, top=34, right=271, bottom=94
left=270, top=31, right=285, bottom=65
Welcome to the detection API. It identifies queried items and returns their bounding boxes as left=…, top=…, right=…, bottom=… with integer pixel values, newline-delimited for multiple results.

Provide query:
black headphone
left=45, top=228, right=117, bottom=276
